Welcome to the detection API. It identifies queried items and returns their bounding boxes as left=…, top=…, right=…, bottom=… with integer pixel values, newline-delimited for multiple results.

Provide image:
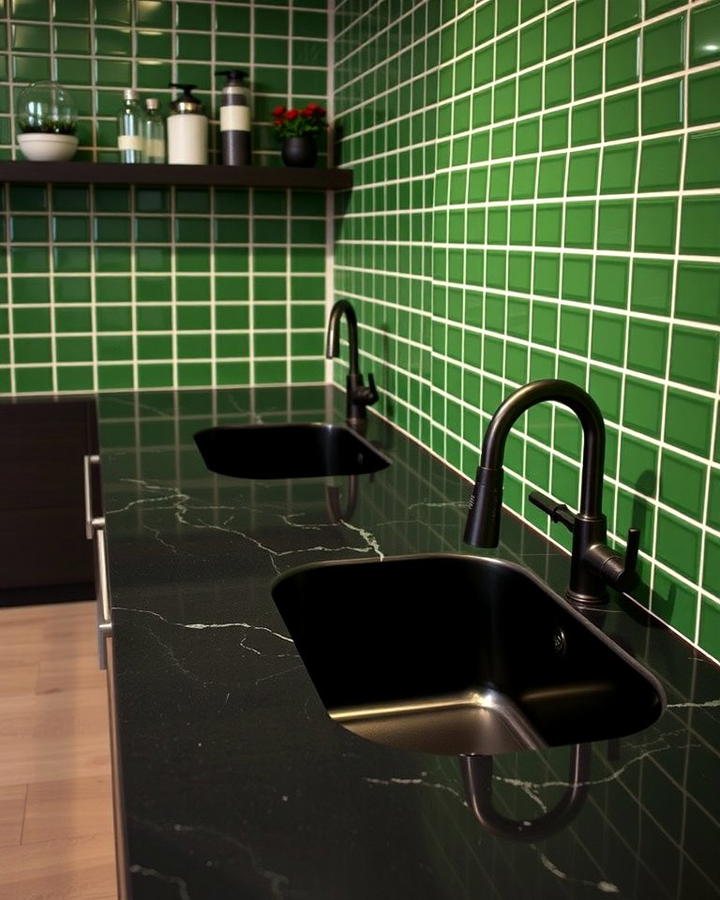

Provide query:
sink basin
left=194, top=423, right=390, bottom=480
left=272, top=554, right=665, bottom=756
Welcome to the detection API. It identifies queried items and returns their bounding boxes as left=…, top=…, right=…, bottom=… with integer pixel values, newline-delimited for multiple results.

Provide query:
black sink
left=194, top=423, right=390, bottom=480
left=272, top=554, right=665, bottom=756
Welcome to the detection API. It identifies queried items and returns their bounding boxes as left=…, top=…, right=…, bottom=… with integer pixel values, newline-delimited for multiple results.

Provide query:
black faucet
left=464, top=379, right=639, bottom=604
left=326, top=300, right=378, bottom=426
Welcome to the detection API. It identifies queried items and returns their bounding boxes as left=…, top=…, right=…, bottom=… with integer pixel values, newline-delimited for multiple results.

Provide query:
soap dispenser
left=167, top=83, right=208, bottom=165
left=216, top=70, right=251, bottom=165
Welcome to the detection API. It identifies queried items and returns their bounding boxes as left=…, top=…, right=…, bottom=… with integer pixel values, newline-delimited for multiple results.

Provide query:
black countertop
left=97, top=385, right=720, bottom=900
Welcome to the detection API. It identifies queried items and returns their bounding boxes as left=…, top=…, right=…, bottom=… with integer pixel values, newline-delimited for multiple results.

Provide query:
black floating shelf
left=0, top=161, right=353, bottom=190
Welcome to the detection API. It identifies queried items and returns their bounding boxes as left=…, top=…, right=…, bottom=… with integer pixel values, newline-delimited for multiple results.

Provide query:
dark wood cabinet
left=0, top=396, right=97, bottom=604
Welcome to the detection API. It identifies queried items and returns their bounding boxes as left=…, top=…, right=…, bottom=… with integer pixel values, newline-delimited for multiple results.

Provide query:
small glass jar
left=142, top=98, right=165, bottom=163
left=116, top=89, right=145, bottom=163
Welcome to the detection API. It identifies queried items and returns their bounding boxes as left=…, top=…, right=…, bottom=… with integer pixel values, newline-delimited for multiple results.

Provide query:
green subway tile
left=54, top=306, right=91, bottom=333
left=96, top=306, right=131, bottom=332
left=537, top=155, right=565, bottom=198
left=589, top=367, right=622, bottom=422
left=676, top=263, right=720, bottom=323
left=685, top=130, right=720, bottom=190
left=138, top=334, right=172, bottom=360
left=534, top=253, right=560, bottom=297
left=559, top=307, right=590, bottom=355
left=608, top=0, right=639, bottom=32
left=709, top=470, right=720, bottom=530
left=98, top=364, right=133, bottom=390
left=643, top=15, right=685, bottom=78
left=638, top=137, right=682, bottom=192
left=680, top=197, right=720, bottom=256
left=627, top=319, right=668, bottom=376
left=665, top=388, right=714, bottom=456
left=542, top=110, right=568, bottom=150
left=14, top=336, right=51, bottom=364
left=660, top=451, right=707, bottom=521
left=571, top=100, right=600, bottom=146
left=604, top=91, right=638, bottom=141
left=545, top=59, right=571, bottom=108
left=574, top=46, right=602, bottom=100
left=56, top=335, right=92, bottom=363
left=95, top=275, right=130, bottom=302
left=11, top=246, right=48, bottom=273
left=656, top=510, right=701, bottom=583
left=54, top=276, right=90, bottom=304
left=576, top=0, right=604, bottom=45
left=135, top=31, right=172, bottom=60
left=599, top=143, right=637, bottom=194
left=591, top=311, right=626, bottom=364
left=642, top=79, right=683, bottom=134
left=595, top=257, right=629, bottom=308
left=564, top=203, right=595, bottom=248
left=605, top=33, right=638, bottom=90
left=690, top=1, right=720, bottom=66
left=535, top=203, right=562, bottom=245
left=520, top=20, right=543, bottom=67
left=562, top=255, right=593, bottom=301
left=688, top=69, right=720, bottom=126
left=511, top=159, right=537, bottom=199
left=94, top=26, right=131, bottom=56
left=670, top=326, right=719, bottom=391
left=52, top=216, right=89, bottom=242
left=12, top=23, right=49, bottom=53
left=11, top=0, right=50, bottom=21
left=619, top=433, right=658, bottom=492
left=699, top=595, right=720, bottom=661
left=635, top=198, right=677, bottom=254
left=54, top=246, right=91, bottom=272
left=630, top=259, right=673, bottom=316
left=495, top=33, right=518, bottom=78
left=567, top=149, right=599, bottom=196
left=597, top=200, right=632, bottom=251
left=12, top=306, right=50, bottom=334
left=56, top=366, right=93, bottom=392
left=546, top=5, right=573, bottom=57
left=623, top=376, right=663, bottom=434
left=15, top=367, right=53, bottom=393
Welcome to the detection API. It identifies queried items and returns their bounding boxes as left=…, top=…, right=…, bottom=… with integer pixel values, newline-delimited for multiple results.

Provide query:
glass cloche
left=16, top=80, right=77, bottom=135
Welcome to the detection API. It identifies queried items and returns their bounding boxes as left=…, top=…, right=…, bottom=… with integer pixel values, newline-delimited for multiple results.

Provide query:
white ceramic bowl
left=17, top=133, right=78, bottom=162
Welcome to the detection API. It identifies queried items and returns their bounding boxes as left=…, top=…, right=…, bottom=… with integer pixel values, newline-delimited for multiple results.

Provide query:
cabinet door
left=0, top=397, right=96, bottom=592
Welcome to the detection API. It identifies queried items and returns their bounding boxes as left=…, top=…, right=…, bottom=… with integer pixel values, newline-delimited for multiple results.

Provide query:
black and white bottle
left=216, top=70, right=251, bottom=165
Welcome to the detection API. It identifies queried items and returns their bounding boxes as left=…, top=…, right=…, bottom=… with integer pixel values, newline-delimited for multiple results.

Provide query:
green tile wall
left=0, top=0, right=330, bottom=393
left=333, top=0, right=720, bottom=663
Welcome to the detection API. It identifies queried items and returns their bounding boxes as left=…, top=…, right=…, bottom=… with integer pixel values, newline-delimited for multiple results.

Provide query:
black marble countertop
left=97, top=385, right=720, bottom=900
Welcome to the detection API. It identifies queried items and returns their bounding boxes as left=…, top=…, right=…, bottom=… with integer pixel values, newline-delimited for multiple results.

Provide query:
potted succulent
left=16, top=80, right=78, bottom=161
left=272, top=102, right=327, bottom=167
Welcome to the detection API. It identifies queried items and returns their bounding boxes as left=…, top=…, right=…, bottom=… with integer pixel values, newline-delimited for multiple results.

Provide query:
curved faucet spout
left=325, top=299, right=378, bottom=426
left=325, top=299, right=360, bottom=376
left=481, top=380, right=605, bottom=518
left=465, top=379, right=639, bottom=605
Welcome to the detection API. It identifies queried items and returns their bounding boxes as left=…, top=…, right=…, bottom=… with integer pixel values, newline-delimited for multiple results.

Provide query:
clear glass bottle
left=116, top=89, right=145, bottom=163
left=142, top=98, right=165, bottom=163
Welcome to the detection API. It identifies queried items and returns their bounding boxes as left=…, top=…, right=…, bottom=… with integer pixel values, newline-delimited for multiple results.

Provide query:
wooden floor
left=0, top=601, right=117, bottom=900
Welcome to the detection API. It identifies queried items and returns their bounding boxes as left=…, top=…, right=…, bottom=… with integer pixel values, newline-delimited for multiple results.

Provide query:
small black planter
left=281, top=136, right=318, bottom=167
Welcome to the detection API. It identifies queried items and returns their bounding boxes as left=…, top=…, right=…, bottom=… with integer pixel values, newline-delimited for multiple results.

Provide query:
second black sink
left=272, top=554, right=666, bottom=756
left=194, top=423, right=390, bottom=479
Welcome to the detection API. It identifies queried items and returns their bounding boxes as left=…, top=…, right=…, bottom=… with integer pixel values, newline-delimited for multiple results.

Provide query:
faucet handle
left=365, top=372, right=378, bottom=404
left=618, top=527, right=640, bottom=591
left=528, top=490, right=575, bottom=532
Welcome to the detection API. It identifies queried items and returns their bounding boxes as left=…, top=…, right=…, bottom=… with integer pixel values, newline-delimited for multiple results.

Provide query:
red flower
left=300, top=109, right=312, bottom=117
left=272, top=105, right=286, bottom=117
left=306, top=102, right=319, bottom=111
left=313, top=106, right=326, bottom=117
left=285, top=108, right=299, bottom=120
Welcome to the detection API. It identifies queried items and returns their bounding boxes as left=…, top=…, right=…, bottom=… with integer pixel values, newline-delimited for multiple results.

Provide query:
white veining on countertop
left=113, top=606, right=295, bottom=655
left=536, top=853, right=619, bottom=894
left=129, top=864, right=192, bottom=900
left=667, top=698, right=720, bottom=709
left=364, top=774, right=467, bottom=803
left=339, top=519, right=385, bottom=560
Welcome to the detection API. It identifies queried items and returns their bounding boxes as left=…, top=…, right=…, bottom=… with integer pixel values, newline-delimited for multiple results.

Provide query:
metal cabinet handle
left=93, top=524, right=112, bottom=670
left=83, top=453, right=100, bottom=540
